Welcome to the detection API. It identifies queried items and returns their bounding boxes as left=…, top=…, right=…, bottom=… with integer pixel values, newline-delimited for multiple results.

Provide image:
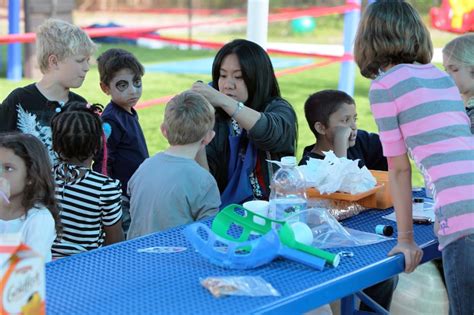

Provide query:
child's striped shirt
left=52, top=163, right=122, bottom=258
left=369, top=63, right=474, bottom=250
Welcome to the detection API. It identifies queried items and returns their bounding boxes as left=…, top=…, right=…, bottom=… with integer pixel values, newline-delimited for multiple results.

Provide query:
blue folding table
left=45, top=192, right=440, bottom=314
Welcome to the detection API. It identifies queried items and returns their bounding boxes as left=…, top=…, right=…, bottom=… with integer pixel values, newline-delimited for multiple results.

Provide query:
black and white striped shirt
left=52, top=163, right=122, bottom=258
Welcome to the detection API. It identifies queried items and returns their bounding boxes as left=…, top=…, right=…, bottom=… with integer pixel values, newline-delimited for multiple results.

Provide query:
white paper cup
left=242, top=200, right=269, bottom=226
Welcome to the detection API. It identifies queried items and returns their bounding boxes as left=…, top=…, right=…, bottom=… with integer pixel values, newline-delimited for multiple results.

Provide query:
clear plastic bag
left=200, top=276, right=280, bottom=298
left=284, top=208, right=393, bottom=249
left=308, top=198, right=367, bottom=221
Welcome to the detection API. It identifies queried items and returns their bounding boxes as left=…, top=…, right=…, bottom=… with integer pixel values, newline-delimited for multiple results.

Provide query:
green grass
left=176, top=13, right=458, bottom=47
left=0, top=8, right=459, bottom=191
left=191, top=15, right=346, bottom=45
left=1, top=40, right=438, bottom=186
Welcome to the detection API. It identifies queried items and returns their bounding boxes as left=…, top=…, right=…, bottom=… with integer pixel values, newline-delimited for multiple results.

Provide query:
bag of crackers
left=0, top=234, right=45, bottom=315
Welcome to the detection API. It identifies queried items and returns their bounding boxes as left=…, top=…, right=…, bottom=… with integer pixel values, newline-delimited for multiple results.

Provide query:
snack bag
left=201, top=276, right=280, bottom=298
left=0, top=234, right=45, bottom=315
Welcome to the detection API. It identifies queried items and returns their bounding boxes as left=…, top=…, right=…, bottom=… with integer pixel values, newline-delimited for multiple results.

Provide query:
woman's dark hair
left=0, top=132, right=61, bottom=233
left=211, top=39, right=281, bottom=113
left=51, top=102, right=104, bottom=163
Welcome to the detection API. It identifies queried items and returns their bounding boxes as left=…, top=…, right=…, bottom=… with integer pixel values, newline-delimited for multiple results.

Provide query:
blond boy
left=0, top=19, right=96, bottom=162
left=127, top=91, right=221, bottom=239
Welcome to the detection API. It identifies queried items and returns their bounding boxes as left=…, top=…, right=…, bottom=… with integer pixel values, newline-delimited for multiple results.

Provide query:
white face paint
left=106, top=68, right=143, bottom=112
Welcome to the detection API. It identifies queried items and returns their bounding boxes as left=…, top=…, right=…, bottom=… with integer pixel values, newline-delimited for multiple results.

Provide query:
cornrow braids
left=51, top=102, right=104, bottom=163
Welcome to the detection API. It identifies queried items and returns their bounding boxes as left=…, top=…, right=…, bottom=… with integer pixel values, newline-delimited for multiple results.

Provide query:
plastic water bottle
left=269, top=156, right=307, bottom=226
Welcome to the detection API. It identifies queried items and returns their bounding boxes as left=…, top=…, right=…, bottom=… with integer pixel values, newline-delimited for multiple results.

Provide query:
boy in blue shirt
left=299, top=89, right=387, bottom=171
left=127, top=91, right=220, bottom=239
left=93, top=48, right=149, bottom=236
left=299, top=89, right=395, bottom=312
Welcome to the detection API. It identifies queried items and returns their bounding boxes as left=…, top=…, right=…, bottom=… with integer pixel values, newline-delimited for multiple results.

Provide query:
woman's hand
left=191, top=81, right=233, bottom=109
left=388, top=240, right=423, bottom=273
left=191, top=81, right=261, bottom=130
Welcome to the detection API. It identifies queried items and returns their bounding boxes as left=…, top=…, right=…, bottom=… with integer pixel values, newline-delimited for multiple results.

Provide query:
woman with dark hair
left=192, top=39, right=297, bottom=206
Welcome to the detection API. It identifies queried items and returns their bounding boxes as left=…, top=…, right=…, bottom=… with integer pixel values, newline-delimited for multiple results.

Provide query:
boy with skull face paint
left=93, top=48, right=149, bottom=237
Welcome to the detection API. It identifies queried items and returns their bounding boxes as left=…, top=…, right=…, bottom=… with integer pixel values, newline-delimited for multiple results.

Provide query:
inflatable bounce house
left=430, top=0, right=474, bottom=33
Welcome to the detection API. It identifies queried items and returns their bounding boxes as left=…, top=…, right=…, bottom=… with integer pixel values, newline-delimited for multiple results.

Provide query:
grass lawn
left=1, top=41, right=430, bottom=186
left=0, top=11, right=454, bottom=189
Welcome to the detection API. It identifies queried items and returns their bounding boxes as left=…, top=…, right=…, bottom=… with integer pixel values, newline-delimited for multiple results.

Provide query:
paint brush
left=0, top=166, right=10, bottom=204
left=0, top=191, right=9, bottom=204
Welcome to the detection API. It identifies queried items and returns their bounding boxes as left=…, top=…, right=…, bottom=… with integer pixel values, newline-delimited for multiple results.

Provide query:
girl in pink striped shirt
left=354, top=1, right=473, bottom=314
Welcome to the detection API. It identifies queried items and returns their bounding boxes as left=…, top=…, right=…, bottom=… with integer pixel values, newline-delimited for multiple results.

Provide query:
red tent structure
left=430, top=0, right=474, bottom=33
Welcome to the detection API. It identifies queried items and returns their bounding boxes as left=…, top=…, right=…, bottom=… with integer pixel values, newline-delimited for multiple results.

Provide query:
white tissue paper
left=298, top=151, right=376, bottom=194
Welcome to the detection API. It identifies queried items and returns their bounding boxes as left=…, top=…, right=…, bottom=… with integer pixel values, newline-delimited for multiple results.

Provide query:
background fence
left=0, top=0, right=441, bottom=15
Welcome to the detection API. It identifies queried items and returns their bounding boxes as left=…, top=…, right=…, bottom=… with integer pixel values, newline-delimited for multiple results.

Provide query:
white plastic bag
left=298, top=151, right=376, bottom=194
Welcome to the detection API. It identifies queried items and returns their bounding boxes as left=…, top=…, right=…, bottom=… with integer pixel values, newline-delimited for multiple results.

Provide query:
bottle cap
left=281, top=156, right=297, bottom=166
left=375, top=225, right=393, bottom=236
left=290, top=222, right=313, bottom=246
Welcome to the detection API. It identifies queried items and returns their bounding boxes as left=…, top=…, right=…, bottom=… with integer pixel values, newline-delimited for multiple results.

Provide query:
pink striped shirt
left=369, top=63, right=474, bottom=249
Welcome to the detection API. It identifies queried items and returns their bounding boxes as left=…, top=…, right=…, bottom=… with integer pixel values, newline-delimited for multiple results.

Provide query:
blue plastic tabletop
left=45, top=192, right=440, bottom=314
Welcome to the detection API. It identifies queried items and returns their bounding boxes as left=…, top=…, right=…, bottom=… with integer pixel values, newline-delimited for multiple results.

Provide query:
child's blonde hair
left=36, top=19, right=96, bottom=74
left=354, top=0, right=433, bottom=79
left=163, top=91, right=215, bottom=146
left=443, top=33, right=474, bottom=67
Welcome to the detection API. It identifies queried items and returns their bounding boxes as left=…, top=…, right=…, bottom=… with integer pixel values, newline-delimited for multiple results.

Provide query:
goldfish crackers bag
left=0, top=234, right=45, bottom=315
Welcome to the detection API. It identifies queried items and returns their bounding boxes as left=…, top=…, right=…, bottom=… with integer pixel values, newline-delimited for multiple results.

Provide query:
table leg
left=355, top=291, right=389, bottom=315
left=341, top=294, right=356, bottom=314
